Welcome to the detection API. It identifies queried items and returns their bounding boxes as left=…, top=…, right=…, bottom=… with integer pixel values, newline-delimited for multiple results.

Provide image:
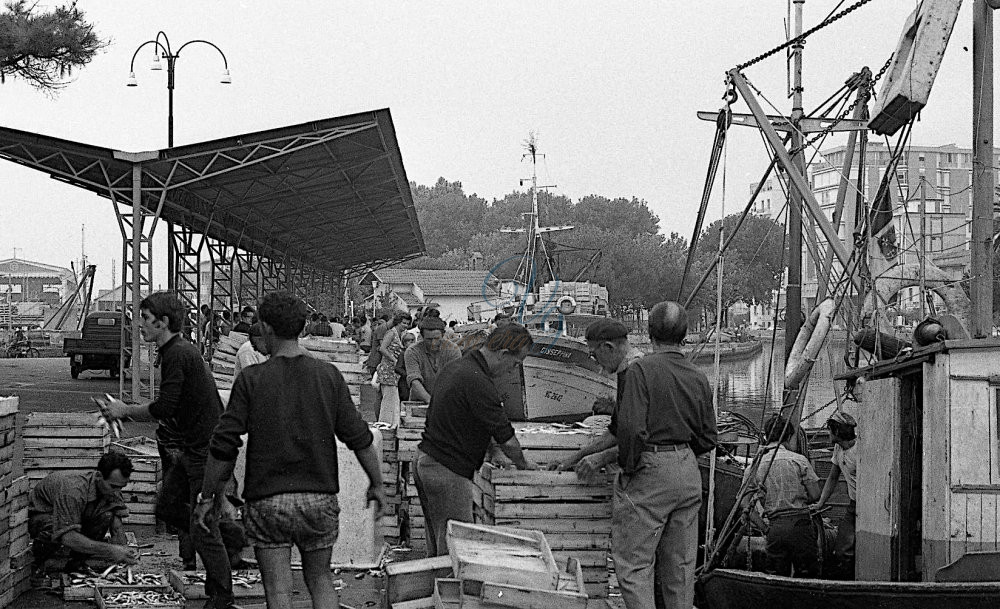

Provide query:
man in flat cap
left=553, top=317, right=643, bottom=480
left=814, top=411, right=858, bottom=578
left=405, top=315, right=462, bottom=403
left=563, top=302, right=716, bottom=609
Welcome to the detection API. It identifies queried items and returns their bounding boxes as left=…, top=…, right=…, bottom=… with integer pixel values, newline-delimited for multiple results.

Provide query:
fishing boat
left=693, top=0, right=1000, bottom=606
left=455, top=137, right=624, bottom=422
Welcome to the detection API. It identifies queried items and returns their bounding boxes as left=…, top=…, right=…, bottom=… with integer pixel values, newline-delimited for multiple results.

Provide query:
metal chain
left=737, top=0, right=877, bottom=71
left=787, top=54, right=892, bottom=157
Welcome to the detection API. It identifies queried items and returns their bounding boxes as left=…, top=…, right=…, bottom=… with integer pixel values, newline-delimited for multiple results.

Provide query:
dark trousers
left=832, top=499, right=856, bottom=579
left=413, top=450, right=474, bottom=557
left=158, top=453, right=233, bottom=603
left=157, top=445, right=246, bottom=568
left=29, top=511, right=114, bottom=568
left=765, top=513, right=819, bottom=577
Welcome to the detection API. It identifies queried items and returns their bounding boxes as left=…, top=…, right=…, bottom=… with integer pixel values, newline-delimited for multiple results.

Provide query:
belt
left=642, top=442, right=688, bottom=453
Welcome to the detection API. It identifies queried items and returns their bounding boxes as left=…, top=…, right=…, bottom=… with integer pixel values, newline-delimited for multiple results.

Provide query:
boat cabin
left=847, top=338, right=1000, bottom=582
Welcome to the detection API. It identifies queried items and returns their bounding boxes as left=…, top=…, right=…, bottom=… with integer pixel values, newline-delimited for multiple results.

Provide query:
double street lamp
left=126, top=31, right=231, bottom=148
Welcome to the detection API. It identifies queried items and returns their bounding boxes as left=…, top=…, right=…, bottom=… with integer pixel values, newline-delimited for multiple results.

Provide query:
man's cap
left=585, top=318, right=629, bottom=342
left=249, top=322, right=263, bottom=337
left=418, top=316, right=446, bottom=331
left=241, top=306, right=255, bottom=315
left=827, top=411, right=857, bottom=427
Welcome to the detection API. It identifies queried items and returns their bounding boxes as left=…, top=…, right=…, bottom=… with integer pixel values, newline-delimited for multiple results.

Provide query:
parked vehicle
left=63, top=312, right=128, bottom=378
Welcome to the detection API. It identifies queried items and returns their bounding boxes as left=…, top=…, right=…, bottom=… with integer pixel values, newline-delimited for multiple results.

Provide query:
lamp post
left=126, top=31, right=231, bottom=148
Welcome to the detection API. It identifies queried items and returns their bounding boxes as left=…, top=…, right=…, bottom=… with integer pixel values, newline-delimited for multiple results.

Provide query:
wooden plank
left=493, top=486, right=611, bottom=502
left=950, top=380, right=992, bottom=485
left=492, top=518, right=611, bottom=535
left=856, top=377, right=900, bottom=582
left=24, top=412, right=102, bottom=426
left=950, top=494, right=968, bottom=562
left=924, top=357, right=952, bottom=577
left=22, top=426, right=108, bottom=438
left=24, top=437, right=108, bottom=449
left=491, top=503, right=612, bottom=520
left=384, top=555, right=453, bottom=605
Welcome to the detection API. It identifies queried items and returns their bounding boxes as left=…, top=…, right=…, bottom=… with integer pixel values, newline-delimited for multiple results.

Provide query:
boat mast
left=500, top=135, right=572, bottom=321
left=971, top=0, right=995, bottom=337
left=785, top=0, right=806, bottom=365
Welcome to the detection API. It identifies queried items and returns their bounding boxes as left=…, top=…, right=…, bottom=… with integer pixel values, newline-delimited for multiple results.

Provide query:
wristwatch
left=196, top=492, right=215, bottom=504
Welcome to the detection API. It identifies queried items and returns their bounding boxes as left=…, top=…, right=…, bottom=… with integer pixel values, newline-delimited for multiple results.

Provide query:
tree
left=0, top=1, right=107, bottom=90
left=695, top=213, right=785, bottom=313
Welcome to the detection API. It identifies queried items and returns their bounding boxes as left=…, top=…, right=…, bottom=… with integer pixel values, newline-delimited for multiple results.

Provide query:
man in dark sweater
left=106, top=292, right=236, bottom=609
left=415, top=322, right=537, bottom=556
left=194, top=292, right=387, bottom=609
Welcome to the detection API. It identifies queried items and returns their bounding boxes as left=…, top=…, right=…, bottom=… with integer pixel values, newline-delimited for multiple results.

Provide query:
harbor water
left=696, top=337, right=850, bottom=430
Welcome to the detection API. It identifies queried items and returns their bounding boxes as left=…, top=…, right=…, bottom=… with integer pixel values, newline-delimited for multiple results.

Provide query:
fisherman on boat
left=814, top=411, right=858, bottom=579
left=742, top=414, right=822, bottom=578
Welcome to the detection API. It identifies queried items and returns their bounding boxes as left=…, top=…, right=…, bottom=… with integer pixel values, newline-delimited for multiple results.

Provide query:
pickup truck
left=63, top=312, right=129, bottom=379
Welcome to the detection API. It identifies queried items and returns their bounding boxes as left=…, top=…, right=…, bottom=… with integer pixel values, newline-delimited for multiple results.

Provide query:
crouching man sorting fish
left=28, top=452, right=139, bottom=585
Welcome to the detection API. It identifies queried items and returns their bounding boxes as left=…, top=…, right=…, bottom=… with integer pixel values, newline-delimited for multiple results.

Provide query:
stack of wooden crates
left=0, top=396, right=32, bottom=608
left=375, top=423, right=403, bottom=546
left=110, top=437, right=162, bottom=527
left=473, top=423, right=612, bottom=597
left=212, top=333, right=367, bottom=403
left=398, top=402, right=428, bottom=553
left=22, top=411, right=110, bottom=490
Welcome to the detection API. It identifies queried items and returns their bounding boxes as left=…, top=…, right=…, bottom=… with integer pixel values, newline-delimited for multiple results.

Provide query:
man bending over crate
left=414, top=322, right=538, bottom=557
left=194, top=291, right=388, bottom=609
left=28, top=452, right=139, bottom=583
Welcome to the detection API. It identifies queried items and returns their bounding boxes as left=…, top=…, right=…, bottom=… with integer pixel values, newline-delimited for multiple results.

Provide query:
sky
left=0, top=0, right=987, bottom=292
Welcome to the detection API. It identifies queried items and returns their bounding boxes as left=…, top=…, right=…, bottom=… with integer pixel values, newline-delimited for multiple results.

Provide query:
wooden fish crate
left=62, top=573, right=169, bottom=601
left=473, top=467, right=612, bottom=597
left=110, top=439, right=163, bottom=526
left=446, top=521, right=559, bottom=591
left=511, top=423, right=606, bottom=467
left=23, top=412, right=111, bottom=490
left=95, top=585, right=184, bottom=609
left=168, top=569, right=264, bottom=600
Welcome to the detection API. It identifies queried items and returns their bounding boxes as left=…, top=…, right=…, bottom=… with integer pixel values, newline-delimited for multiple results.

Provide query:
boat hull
left=521, top=358, right=616, bottom=421
left=698, top=569, right=1000, bottom=609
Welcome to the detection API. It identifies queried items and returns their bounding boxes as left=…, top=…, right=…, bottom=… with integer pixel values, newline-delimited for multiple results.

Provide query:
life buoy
left=557, top=296, right=577, bottom=315
left=785, top=298, right=836, bottom=389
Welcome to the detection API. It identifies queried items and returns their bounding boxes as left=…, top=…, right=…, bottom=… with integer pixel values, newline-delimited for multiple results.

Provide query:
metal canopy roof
left=0, top=108, right=425, bottom=273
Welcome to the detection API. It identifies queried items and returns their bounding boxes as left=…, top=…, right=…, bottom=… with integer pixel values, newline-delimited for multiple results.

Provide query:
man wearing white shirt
left=234, top=323, right=269, bottom=379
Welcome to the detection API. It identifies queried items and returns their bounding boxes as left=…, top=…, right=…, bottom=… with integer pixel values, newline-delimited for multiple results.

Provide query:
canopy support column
left=170, top=222, right=206, bottom=347
left=236, top=250, right=261, bottom=309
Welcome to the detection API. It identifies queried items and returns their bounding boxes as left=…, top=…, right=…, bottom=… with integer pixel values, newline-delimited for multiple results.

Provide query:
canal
left=696, top=338, right=851, bottom=430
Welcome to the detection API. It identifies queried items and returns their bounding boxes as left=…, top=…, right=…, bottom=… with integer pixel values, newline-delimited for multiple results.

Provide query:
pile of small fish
left=66, top=567, right=163, bottom=588
left=182, top=570, right=261, bottom=588
left=101, top=590, right=184, bottom=607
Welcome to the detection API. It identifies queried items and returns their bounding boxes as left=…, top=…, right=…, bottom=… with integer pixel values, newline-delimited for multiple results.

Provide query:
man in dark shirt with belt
left=194, top=291, right=387, bottom=609
left=106, top=292, right=236, bottom=609
left=566, top=303, right=715, bottom=609
left=617, top=301, right=715, bottom=609
left=415, top=322, right=538, bottom=556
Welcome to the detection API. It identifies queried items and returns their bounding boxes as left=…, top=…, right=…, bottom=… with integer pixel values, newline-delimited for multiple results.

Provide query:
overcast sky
left=0, top=0, right=986, bottom=291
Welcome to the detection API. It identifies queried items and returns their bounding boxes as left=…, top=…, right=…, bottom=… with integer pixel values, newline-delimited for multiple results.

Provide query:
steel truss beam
left=236, top=250, right=261, bottom=308
left=208, top=238, right=235, bottom=317
left=260, top=256, right=286, bottom=297
left=170, top=222, right=206, bottom=348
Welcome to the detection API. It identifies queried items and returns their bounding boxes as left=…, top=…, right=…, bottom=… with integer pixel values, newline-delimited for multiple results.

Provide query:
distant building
left=749, top=142, right=990, bottom=328
left=94, top=285, right=150, bottom=312
left=0, top=258, right=76, bottom=325
left=364, top=268, right=500, bottom=322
